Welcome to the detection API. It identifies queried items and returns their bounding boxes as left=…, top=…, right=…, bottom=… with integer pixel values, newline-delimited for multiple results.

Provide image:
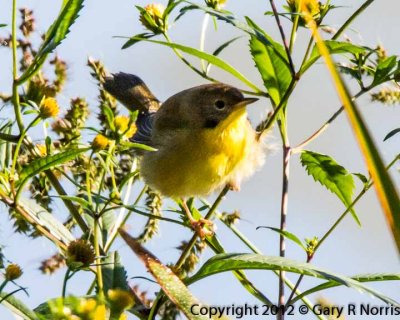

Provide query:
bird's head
left=154, top=83, right=258, bottom=131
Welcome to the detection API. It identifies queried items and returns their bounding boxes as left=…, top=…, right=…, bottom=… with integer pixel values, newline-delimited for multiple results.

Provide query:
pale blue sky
left=0, top=1, right=399, bottom=319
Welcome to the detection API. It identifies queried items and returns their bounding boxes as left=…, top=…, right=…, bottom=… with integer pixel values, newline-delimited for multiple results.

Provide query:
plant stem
left=287, top=154, right=399, bottom=304
left=199, top=13, right=210, bottom=72
left=257, top=78, right=298, bottom=138
left=292, top=89, right=367, bottom=152
left=163, top=32, right=215, bottom=82
left=10, top=116, right=38, bottom=197
left=278, top=144, right=291, bottom=320
left=93, top=217, right=104, bottom=300
left=11, top=0, right=24, bottom=133
left=332, top=0, right=375, bottom=40
left=104, top=183, right=147, bottom=253
left=288, top=0, right=301, bottom=53
left=62, top=268, right=71, bottom=298
left=175, top=186, right=229, bottom=269
left=268, top=0, right=296, bottom=76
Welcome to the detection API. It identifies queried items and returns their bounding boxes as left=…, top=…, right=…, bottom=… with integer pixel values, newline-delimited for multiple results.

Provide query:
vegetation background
left=0, top=0, right=399, bottom=319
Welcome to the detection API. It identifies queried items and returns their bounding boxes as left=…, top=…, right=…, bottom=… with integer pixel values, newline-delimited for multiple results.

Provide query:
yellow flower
left=108, top=289, right=135, bottom=312
left=78, top=298, right=97, bottom=314
left=287, top=0, right=322, bottom=25
left=92, top=134, right=109, bottom=151
left=36, top=144, right=47, bottom=157
left=93, top=304, right=106, bottom=319
left=40, top=97, right=60, bottom=119
left=140, top=3, right=166, bottom=33
left=5, top=263, right=23, bottom=281
left=114, top=115, right=137, bottom=139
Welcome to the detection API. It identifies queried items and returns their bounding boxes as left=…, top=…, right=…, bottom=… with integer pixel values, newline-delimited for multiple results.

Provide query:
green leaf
left=19, top=197, right=75, bottom=247
left=247, top=18, right=291, bottom=105
left=122, top=37, right=264, bottom=94
left=290, top=273, right=400, bottom=304
left=18, top=0, right=84, bottom=84
left=302, top=41, right=367, bottom=73
left=119, top=230, right=209, bottom=320
left=102, top=105, right=115, bottom=131
left=373, top=56, right=397, bottom=86
left=383, top=128, right=400, bottom=141
left=188, top=254, right=400, bottom=306
left=0, top=24, right=7, bottom=28
left=0, top=292, right=38, bottom=320
left=18, top=148, right=90, bottom=188
left=300, top=150, right=360, bottom=226
left=258, top=227, right=306, bottom=251
left=352, top=173, right=369, bottom=186
left=52, top=195, right=92, bottom=211
left=102, top=251, right=130, bottom=293
left=117, top=141, right=157, bottom=152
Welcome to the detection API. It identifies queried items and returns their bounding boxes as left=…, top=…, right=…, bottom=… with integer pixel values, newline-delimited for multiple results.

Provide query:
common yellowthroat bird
left=104, top=73, right=265, bottom=237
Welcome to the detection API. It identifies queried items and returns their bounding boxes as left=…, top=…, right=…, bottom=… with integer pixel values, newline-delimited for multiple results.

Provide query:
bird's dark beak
left=235, top=97, right=259, bottom=108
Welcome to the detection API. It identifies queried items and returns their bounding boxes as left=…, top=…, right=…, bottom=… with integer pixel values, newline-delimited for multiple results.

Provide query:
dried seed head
left=66, top=239, right=95, bottom=268
left=5, top=263, right=23, bottom=281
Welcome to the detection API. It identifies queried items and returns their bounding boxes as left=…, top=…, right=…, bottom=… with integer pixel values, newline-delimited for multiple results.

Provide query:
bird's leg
left=181, top=199, right=214, bottom=239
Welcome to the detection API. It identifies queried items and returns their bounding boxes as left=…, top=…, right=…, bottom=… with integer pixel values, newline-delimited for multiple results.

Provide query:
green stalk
left=94, top=217, right=104, bottom=300
left=288, top=0, right=302, bottom=53
left=11, top=0, right=24, bottom=133
left=62, top=268, right=71, bottom=299
left=332, top=0, right=375, bottom=40
left=11, top=116, right=39, bottom=198
left=175, top=186, right=229, bottom=269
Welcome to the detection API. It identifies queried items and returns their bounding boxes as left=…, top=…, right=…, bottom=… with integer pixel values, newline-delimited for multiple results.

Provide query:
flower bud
left=39, top=97, right=60, bottom=119
left=286, top=0, right=322, bottom=26
left=204, top=0, right=227, bottom=10
left=5, top=263, right=23, bottom=281
left=140, top=4, right=166, bottom=34
left=108, top=289, right=135, bottom=313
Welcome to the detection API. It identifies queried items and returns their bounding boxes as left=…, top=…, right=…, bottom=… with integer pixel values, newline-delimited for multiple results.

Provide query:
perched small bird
left=104, top=73, right=266, bottom=237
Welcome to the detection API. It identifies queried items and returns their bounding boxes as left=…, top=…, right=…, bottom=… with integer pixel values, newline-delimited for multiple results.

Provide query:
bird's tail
left=103, top=72, right=160, bottom=113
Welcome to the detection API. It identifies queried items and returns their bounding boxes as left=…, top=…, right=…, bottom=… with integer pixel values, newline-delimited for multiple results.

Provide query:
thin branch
left=257, top=78, right=298, bottom=139
left=175, top=186, right=229, bottom=269
left=292, top=90, right=367, bottom=153
left=268, top=0, right=296, bottom=76
left=332, top=0, right=375, bottom=40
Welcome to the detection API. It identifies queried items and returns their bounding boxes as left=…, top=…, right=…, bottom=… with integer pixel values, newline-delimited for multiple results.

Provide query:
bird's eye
left=214, top=100, right=225, bottom=110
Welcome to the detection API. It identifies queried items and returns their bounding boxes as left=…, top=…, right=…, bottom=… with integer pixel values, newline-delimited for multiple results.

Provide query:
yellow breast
left=141, top=109, right=256, bottom=198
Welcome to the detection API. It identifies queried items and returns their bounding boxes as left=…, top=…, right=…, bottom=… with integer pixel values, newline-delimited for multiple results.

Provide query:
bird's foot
left=190, top=218, right=215, bottom=239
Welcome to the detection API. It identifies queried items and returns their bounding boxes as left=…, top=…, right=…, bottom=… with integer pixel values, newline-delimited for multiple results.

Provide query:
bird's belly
left=141, top=118, right=254, bottom=197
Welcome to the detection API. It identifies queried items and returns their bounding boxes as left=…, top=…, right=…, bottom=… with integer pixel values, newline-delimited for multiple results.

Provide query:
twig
left=332, top=0, right=375, bottom=40
left=257, top=78, right=297, bottom=138
left=268, top=0, right=296, bottom=76
left=292, top=90, right=367, bottom=153
left=175, top=186, right=229, bottom=269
